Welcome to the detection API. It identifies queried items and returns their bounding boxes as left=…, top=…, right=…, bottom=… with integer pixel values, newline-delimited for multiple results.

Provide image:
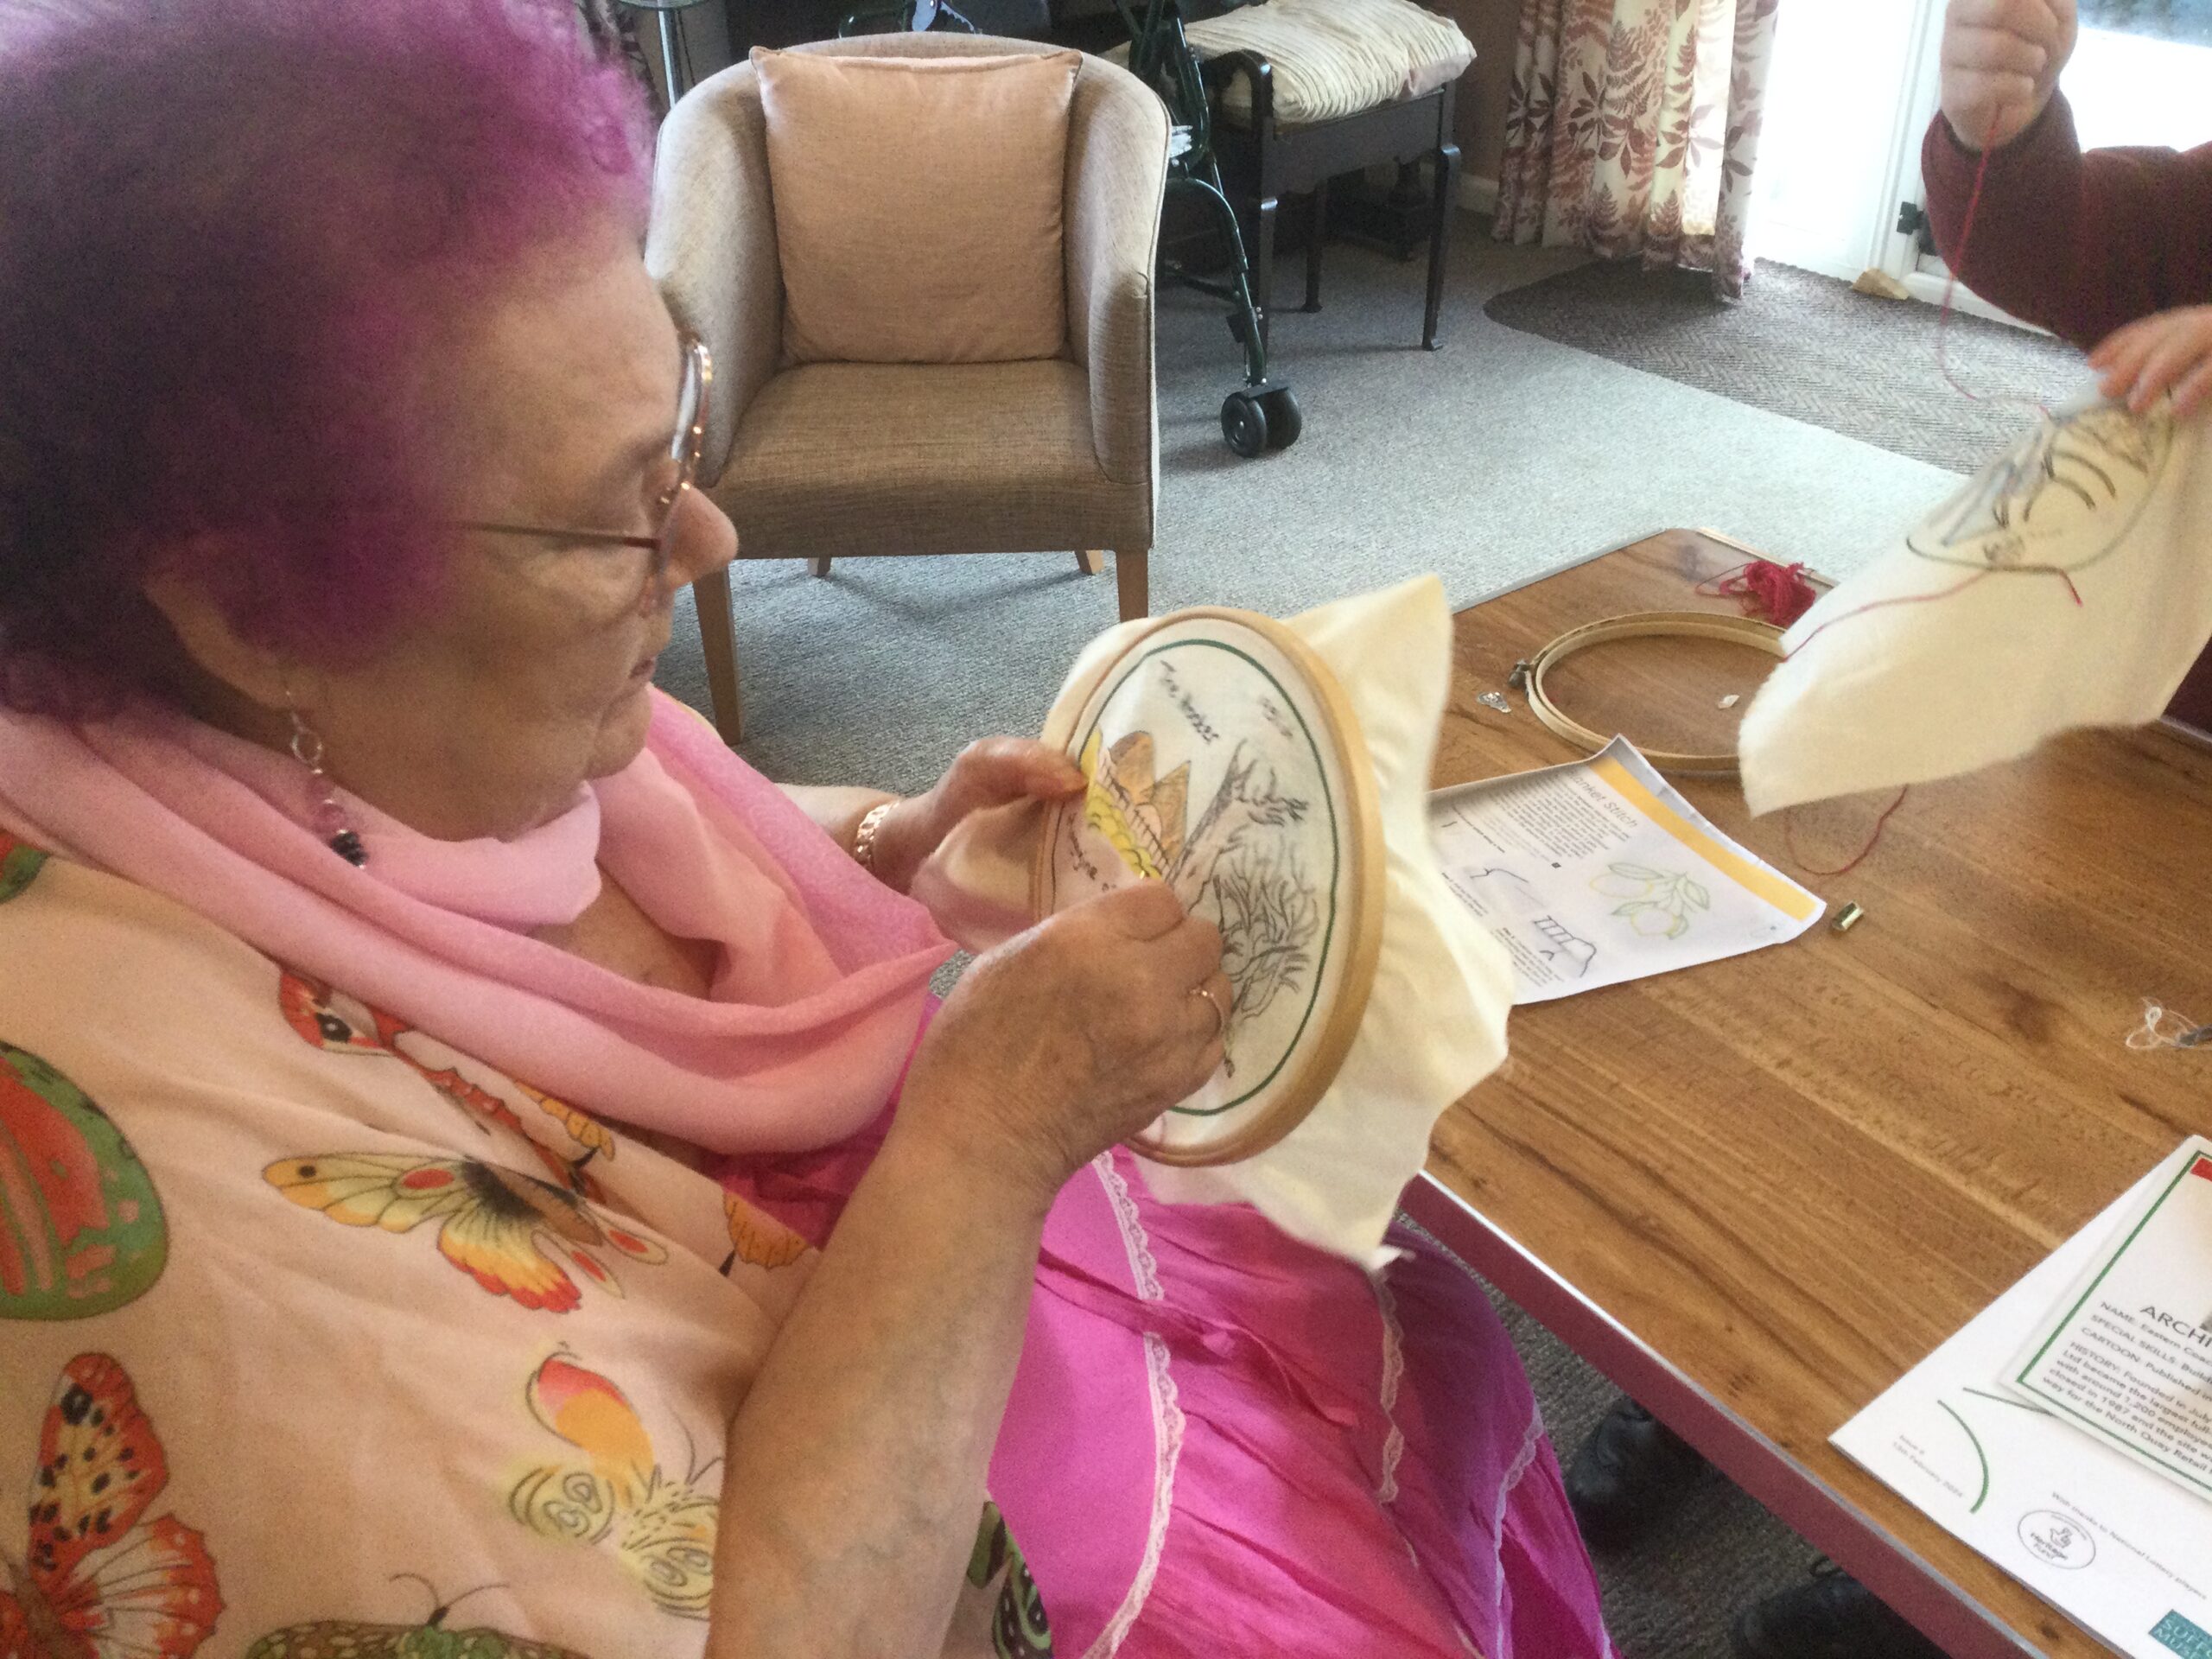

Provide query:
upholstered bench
left=1116, top=0, right=1473, bottom=348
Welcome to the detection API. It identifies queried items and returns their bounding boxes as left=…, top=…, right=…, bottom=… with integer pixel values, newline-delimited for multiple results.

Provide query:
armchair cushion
left=710, top=359, right=1151, bottom=559
left=1114, top=0, right=1472, bottom=128
left=753, top=47, right=1081, bottom=365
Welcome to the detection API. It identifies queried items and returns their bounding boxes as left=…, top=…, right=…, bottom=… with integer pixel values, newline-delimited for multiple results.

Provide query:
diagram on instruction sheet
left=1427, top=738, right=1822, bottom=1005
left=1591, top=862, right=1711, bottom=940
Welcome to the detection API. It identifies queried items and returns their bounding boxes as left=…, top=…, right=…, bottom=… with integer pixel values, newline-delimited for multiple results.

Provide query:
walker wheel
left=1257, top=385, right=1302, bottom=451
left=1221, top=390, right=1269, bottom=458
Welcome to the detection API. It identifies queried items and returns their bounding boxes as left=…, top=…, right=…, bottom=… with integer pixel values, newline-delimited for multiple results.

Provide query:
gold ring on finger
left=1191, top=982, right=1227, bottom=1040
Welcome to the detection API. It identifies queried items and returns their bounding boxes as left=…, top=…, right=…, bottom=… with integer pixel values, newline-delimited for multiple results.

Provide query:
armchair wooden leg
left=1424, top=142, right=1461, bottom=352
left=690, top=568, right=743, bottom=745
left=1114, top=550, right=1148, bottom=622
left=1304, top=179, right=1327, bottom=314
left=809, top=556, right=832, bottom=578
left=1075, top=550, right=1105, bottom=576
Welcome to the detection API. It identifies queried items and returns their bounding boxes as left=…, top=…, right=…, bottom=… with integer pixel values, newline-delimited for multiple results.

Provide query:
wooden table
left=1408, top=530, right=2212, bottom=1659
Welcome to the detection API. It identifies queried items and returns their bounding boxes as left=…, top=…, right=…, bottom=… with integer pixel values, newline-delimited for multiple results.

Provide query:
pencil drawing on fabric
left=1077, top=727, right=1324, bottom=1062
left=1910, top=403, right=2176, bottom=575
left=1049, top=637, right=1344, bottom=1109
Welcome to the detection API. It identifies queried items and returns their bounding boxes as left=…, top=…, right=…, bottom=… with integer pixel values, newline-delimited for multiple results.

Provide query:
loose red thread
left=1783, top=569, right=1994, bottom=658
left=1696, top=559, right=1820, bottom=627
left=1933, top=110, right=2050, bottom=418
left=1934, top=127, right=1999, bottom=404
left=1790, top=103, right=2075, bottom=663
left=1786, top=785, right=1910, bottom=878
left=1786, top=562, right=2082, bottom=661
left=1765, top=108, right=2065, bottom=883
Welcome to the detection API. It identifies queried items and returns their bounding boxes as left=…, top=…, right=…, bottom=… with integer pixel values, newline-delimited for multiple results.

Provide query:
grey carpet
left=654, top=218, right=1956, bottom=1656
left=1484, top=256, right=2089, bottom=476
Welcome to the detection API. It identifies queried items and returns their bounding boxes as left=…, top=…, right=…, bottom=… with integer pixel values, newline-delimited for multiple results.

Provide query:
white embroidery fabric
left=1739, top=392, right=2212, bottom=815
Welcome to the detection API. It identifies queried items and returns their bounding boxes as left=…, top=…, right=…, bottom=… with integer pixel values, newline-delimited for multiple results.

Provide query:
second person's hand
left=1940, top=0, right=2076, bottom=151
left=2091, top=305, right=2212, bottom=420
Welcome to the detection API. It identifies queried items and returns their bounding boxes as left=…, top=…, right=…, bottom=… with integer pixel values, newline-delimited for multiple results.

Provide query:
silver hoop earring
left=287, top=709, right=367, bottom=867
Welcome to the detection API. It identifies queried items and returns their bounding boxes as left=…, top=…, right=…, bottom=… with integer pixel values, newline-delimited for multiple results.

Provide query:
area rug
left=1484, top=257, right=2089, bottom=475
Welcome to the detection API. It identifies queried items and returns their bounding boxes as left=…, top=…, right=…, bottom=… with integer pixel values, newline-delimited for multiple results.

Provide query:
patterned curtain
left=1492, top=0, right=1780, bottom=300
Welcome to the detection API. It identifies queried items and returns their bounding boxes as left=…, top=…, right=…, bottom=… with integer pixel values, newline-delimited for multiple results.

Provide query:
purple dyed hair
left=0, top=0, right=653, bottom=713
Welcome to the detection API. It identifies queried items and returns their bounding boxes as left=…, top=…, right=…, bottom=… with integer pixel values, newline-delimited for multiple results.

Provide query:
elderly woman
left=0, top=3, right=1609, bottom=1655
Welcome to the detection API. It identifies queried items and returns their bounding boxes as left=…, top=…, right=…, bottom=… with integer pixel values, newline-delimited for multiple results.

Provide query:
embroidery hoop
left=1032, top=607, right=1386, bottom=1167
left=1522, top=610, right=1785, bottom=777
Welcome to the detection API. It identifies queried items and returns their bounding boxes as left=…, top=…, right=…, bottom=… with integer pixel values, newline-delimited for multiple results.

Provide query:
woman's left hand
left=2090, top=305, right=2212, bottom=420
left=868, top=738, right=1085, bottom=895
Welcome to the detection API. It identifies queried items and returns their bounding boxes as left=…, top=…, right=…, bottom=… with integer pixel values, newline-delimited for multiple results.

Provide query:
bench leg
left=1304, top=179, right=1327, bottom=313
left=808, top=556, right=832, bottom=578
left=1114, top=550, right=1148, bottom=621
left=1425, top=142, right=1460, bottom=351
left=1075, top=550, right=1105, bottom=576
left=691, top=567, right=743, bottom=745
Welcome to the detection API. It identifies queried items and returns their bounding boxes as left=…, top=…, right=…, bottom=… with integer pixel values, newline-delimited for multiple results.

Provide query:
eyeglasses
left=463, top=332, right=712, bottom=584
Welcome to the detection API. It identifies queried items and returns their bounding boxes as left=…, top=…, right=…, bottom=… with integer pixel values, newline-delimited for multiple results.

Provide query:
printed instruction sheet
left=2005, top=1141, right=2212, bottom=1503
left=1833, top=1139, right=2212, bottom=1659
left=1427, top=736, right=1822, bottom=1004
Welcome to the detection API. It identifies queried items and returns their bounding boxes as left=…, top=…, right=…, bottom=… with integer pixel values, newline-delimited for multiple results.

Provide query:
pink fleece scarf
left=0, top=690, right=951, bottom=1152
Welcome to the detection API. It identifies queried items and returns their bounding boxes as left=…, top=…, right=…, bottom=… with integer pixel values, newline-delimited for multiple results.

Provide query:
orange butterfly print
left=512, top=1084, right=617, bottom=1182
left=719, top=1193, right=809, bottom=1274
left=277, top=974, right=588, bottom=1192
left=0, top=1353, right=221, bottom=1659
left=263, top=1155, right=668, bottom=1314
left=508, top=1355, right=716, bottom=1620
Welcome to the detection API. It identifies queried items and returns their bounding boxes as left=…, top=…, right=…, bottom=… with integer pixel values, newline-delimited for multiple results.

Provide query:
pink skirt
left=721, top=1125, right=1611, bottom=1659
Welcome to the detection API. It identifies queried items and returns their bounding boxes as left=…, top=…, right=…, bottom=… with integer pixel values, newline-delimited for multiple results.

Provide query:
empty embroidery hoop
left=1522, top=611, right=1786, bottom=777
left=1033, top=607, right=1386, bottom=1167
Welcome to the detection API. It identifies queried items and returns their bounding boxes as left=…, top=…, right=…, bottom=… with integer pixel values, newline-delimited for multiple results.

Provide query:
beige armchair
left=646, top=34, right=1171, bottom=742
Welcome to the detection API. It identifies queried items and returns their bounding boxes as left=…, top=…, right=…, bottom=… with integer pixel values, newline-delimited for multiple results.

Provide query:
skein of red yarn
left=1696, top=558, right=1821, bottom=628
left=1699, top=556, right=1904, bottom=875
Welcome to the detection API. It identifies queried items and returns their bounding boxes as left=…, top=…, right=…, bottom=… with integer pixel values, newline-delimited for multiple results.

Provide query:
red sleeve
left=1920, top=94, right=2212, bottom=350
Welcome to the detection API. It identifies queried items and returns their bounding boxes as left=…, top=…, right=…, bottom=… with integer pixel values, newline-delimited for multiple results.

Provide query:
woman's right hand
left=1940, top=0, right=2076, bottom=152
left=897, top=881, right=1230, bottom=1209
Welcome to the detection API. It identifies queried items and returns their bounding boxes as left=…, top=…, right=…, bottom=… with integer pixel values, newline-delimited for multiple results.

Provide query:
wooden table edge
left=1467, top=531, right=1691, bottom=613
left=1404, top=1173, right=2046, bottom=1659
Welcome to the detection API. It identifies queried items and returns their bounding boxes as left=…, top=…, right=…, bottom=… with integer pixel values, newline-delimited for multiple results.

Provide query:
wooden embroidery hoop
left=1521, top=610, right=1786, bottom=777
left=1033, top=607, right=1387, bottom=1167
